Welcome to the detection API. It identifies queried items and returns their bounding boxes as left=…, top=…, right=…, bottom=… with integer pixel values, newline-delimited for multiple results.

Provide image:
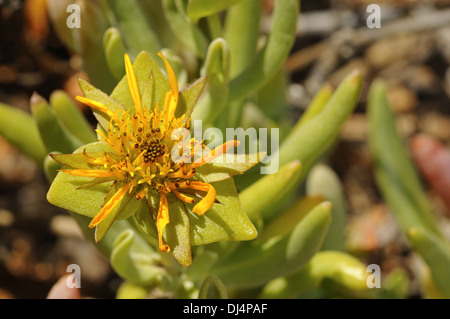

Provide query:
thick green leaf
left=47, top=142, right=122, bottom=219
left=77, top=0, right=116, bottom=92
left=0, top=102, right=46, bottom=166
left=94, top=183, right=143, bottom=243
left=295, top=83, right=333, bottom=129
left=162, top=0, right=208, bottom=58
left=198, top=275, right=228, bottom=299
left=227, top=0, right=299, bottom=102
left=165, top=197, right=192, bottom=267
left=78, top=78, right=124, bottom=130
left=44, top=153, right=62, bottom=183
left=116, top=281, right=149, bottom=299
left=50, top=152, right=114, bottom=170
left=187, top=178, right=257, bottom=246
left=368, top=79, right=442, bottom=238
left=31, top=94, right=82, bottom=154
left=195, top=152, right=266, bottom=183
left=187, top=0, right=243, bottom=21
left=50, top=90, right=97, bottom=144
left=256, top=68, right=289, bottom=122
left=408, top=227, right=450, bottom=298
left=104, top=0, right=162, bottom=60
left=260, top=195, right=324, bottom=241
left=306, top=163, right=347, bottom=251
left=130, top=191, right=159, bottom=246
left=277, top=71, right=362, bottom=169
left=176, top=76, right=207, bottom=118
left=191, top=38, right=230, bottom=125
left=103, top=27, right=126, bottom=80
left=235, top=70, right=361, bottom=190
left=259, top=251, right=369, bottom=298
left=110, top=51, right=170, bottom=112
left=210, top=202, right=332, bottom=289
left=224, top=0, right=261, bottom=78
left=239, top=160, right=302, bottom=220
left=110, top=229, right=167, bottom=285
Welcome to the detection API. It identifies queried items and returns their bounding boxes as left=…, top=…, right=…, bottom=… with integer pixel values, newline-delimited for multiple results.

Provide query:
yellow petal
left=157, top=193, right=170, bottom=252
left=158, top=51, right=179, bottom=100
left=60, top=169, right=116, bottom=178
left=188, top=181, right=216, bottom=216
left=158, top=52, right=179, bottom=123
left=172, top=190, right=196, bottom=204
left=190, top=140, right=240, bottom=169
left=89, top=182, right=132, bottom=228
left=124, top=54, right=143, bottom=117
left=75, top=96, right=114, bottom=117
left=82, top=149, right=107, bottom=166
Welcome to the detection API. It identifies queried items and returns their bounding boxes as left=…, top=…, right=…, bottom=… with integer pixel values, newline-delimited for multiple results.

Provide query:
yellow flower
left=56, top=52, right=238, bottom=253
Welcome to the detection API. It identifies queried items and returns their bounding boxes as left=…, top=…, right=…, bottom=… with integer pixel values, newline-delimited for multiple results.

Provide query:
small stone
left=419, top=112, right=450, bottom=142
left=0, top=209, right=15, bottom=227
left=387, top=84, right=418, bottom=113
left=50, top=215, right=84, bottom=239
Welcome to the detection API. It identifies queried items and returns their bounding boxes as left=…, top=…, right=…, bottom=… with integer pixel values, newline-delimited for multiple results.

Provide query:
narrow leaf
left=210, top=202, right=331, bottom=289
left=198, top=275, right=228, bottom=299
left=110, top=229, right=167, bottom=285
left=31, top=93, right=82, bottom=154
left=50, top=90, right=97, bottom=144
left=0, top=102, right=46, bottom=165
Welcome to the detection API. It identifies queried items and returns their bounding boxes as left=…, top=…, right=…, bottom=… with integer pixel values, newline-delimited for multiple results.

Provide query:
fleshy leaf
left=47, top=142, right=134, bottom=221
left=50, top=90, right=97, bottom=145
left=110, top=51, right=170, bottom=112
left=78, top=78, right=124, bottom=131
left=130, top=192, right=159, bottom=245
left=110, top=229, right=167, bottom=285
left=239, top=160, right=302, bottom=220
left=162, top=0, right=208, bottom=58
left=94, top=184, right=144, bottom=243
left=187, top=0, right=243, bottom=21
left=368, top=79, right=442, bottom=238
left=306, top=163, right=347, bottom=251
left=50, top=151, right=114, bottom=169
left=407, top=227, right=450, bottom=298
left=191, top=38, right=230, bottom=125
left=0, top=102, right=47, bottom=166
left=104, top=0, right=162, bottom=60
left=195, top=152, right=266, bottom=183
left=103, top=27, right=126, bottom=80
left=176, top=76, right=207, bottom=118
left=198, top=275, right=228, bottom=299
left=295, top=83, right=333, bottom=129
left=260, top=195, right=324, bottom=241
left=260, top=251, right=369, bottom=298
left=31, top=93, right=82, bottom=154
left=164, top=197, right=192, bottom=267
left=227, top=0, right=299, bottom=102
left=186, top=178, right=257, bottom=246
left=210, top=202, right=332, bottom=289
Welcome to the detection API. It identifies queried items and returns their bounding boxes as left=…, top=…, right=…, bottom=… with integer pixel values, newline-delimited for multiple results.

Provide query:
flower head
left=47, top=51, right=259, bottom=266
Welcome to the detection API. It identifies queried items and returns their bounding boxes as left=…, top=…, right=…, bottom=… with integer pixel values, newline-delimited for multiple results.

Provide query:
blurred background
left=0, top=0, right=450, bottom=298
